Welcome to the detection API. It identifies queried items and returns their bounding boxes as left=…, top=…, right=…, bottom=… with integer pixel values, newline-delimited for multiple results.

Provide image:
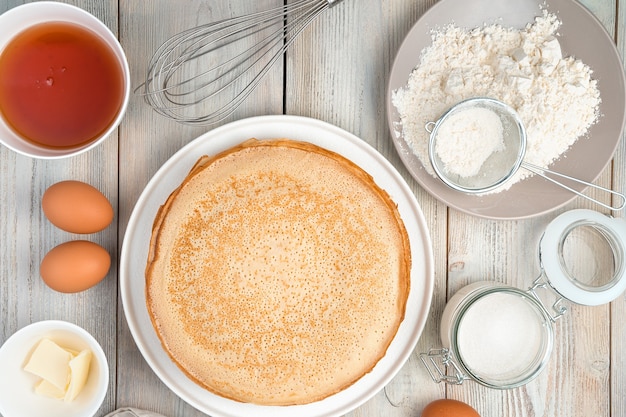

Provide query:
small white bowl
left=0, top=320, right=109, bottom=417
left=0, top=2, right=130, bottom=159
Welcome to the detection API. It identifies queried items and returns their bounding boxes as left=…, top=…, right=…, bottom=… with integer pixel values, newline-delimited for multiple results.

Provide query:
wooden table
left=1, top=0, right=625, bottom=416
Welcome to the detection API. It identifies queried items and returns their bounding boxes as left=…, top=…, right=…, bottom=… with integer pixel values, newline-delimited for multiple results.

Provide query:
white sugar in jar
left=438, top=282, right=553, bottom=388
left=422, top=209, right=626, bottom=389
left=458, top=291, right=543, bottom=378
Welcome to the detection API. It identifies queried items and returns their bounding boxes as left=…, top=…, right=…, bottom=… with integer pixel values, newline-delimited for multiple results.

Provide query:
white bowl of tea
left=0, top=2, right=130, bottom=159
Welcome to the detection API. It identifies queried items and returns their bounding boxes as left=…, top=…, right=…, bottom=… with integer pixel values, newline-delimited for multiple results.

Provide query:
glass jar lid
left=539, top=209, right=626, bottom=306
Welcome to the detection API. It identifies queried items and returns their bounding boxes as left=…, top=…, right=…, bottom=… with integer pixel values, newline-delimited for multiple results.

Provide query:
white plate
left=120, top=115, right=434, bottom=417
left=386, top=0, right=626, bottom=219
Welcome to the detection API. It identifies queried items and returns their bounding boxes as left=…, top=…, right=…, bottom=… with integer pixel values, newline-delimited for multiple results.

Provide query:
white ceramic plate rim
left=120, top=115, right=434, bottom=417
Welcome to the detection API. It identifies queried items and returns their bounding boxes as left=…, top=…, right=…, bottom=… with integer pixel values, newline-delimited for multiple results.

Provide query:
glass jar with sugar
left=421, top=209, right=626, bottom=389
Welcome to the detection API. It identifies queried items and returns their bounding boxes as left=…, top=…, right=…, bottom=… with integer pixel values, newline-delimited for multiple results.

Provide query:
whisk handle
left=327, top=0, right=344, bottom=5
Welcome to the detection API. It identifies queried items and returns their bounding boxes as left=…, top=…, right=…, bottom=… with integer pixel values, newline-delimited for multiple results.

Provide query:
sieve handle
left=521, top=162, right=626, bottom=211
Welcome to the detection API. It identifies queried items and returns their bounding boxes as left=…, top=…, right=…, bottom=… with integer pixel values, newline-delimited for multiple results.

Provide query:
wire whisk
left=140, top=0, right=343, bottom=125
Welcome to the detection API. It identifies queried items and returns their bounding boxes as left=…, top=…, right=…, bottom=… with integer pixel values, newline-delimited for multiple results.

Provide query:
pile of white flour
left=392, top=11, right=601, bottom=191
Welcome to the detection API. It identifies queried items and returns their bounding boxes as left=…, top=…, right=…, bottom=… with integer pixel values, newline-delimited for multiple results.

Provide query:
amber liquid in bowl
left=0, top=21, right=125, bottom=149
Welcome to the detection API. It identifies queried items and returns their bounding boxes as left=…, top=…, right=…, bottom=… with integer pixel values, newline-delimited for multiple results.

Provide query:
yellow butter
left=24, top=338, right=72, bottom=391
left=64, top=349, right=92, bottom=402
left=35, top=379, right=66, bottom=399
left=23, top=338, right=93, bottom=402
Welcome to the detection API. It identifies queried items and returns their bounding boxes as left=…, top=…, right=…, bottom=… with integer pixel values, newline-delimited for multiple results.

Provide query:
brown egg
left=42, top=180, right=114, bottom=234
left=40, top=240, right=111, bottom=293
left=421, top=399, right=480, bottom=417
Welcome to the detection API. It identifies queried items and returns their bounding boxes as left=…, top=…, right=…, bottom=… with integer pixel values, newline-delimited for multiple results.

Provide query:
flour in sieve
left=392, top=11, right=601, bottom=191
left=434, top=107, right=505, bottom=178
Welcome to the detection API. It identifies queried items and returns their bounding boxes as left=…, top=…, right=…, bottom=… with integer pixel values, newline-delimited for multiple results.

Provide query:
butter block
left=24, top=338, right=72, bottom=391
left=23, top=338, right=93, bottom=403
left=35, top=379, right=66, bottom=399
left=64, top=349, right=92, bottom=402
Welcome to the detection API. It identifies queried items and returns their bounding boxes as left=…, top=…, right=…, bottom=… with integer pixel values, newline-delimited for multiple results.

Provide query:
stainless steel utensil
left=427, top=97, right=626, bottom=211
left=140, top=0, right=343, bottom=125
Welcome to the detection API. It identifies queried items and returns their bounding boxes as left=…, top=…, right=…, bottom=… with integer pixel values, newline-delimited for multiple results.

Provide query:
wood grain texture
left=614, top=0, right=626, bottom=414
left=116, top=1, right=283, bottom=416
left=0, top=0, right=624, bottom=416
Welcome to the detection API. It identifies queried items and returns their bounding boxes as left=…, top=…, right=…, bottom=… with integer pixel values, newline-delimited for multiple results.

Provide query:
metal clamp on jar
left=421, top=209, right=626, bottom=389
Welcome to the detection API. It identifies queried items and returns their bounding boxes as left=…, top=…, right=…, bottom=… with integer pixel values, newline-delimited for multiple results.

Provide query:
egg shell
left=421, top=399, right=480, bottom=417
left=42, top=180, right=114, bottom=234
left=40, top=240, right=111, bottom=293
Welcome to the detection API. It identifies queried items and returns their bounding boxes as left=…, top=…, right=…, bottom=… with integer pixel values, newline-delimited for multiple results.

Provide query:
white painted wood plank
left=285, top=0, right=446, bottom=415
left=612, top=0, right=626, bottom=416
left=0, top=1, right=121, bottom=416
left=444, top=0, right=616, bottom=416
left=116, top=1, right=283, bottom=416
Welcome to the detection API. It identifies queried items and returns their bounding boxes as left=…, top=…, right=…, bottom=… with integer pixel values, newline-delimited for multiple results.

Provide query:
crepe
left=146, top=139, right=411, bottom=405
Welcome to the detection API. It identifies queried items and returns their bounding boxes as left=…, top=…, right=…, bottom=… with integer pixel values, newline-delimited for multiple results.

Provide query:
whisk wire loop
left=141, top=0, right=341, bottom=125
left=202, top=3, right=328, bottom=124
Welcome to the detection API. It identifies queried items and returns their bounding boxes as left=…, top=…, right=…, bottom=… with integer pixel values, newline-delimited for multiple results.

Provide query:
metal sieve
left=426, top=97, right=625, bottom=211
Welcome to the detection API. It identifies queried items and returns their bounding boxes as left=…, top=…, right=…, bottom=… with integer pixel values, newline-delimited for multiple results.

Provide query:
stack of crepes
left=145, top=139, right=411, bottom=405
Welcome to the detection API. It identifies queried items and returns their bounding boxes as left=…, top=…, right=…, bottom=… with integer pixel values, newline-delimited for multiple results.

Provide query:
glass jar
left=421, top=209, right=626, bottom=389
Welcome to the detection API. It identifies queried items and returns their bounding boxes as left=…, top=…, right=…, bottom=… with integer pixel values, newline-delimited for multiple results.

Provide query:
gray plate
left=386, top=0, right=626, bottom=220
